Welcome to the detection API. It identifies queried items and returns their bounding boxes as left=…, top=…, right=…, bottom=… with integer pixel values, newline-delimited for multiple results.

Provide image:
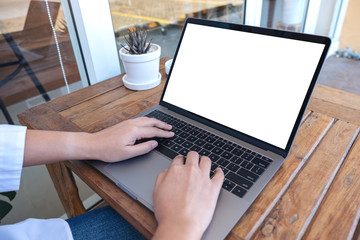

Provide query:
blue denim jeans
left=66, top=206, right=146, bottom=240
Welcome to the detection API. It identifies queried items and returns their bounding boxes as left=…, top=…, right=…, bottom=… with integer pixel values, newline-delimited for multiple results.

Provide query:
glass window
left=0, top=0, right=82, bottom=124
left=108, top=0, right=245, bottom=61
left=260, top=0, right=343, bottom=38
left=314, top=0, right=338, bottom=37
left=260, top=0, right=309, bottom=32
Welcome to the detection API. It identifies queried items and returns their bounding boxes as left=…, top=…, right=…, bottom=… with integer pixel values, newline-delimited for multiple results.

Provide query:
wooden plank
left=59, top=82, right=133, bottom=120
left=48, top=57, right=170, bottom=112
left=68, top=75, right=166, bottom=131
left=313, top=84, right=360, bottom=108
left=84, top=93, right=162, bottom=133
left=230, top=112, right=334, bottom=239
left=65, top=160, right=157, bottom=239
left=18, top=103, right=82, bottom=132
left=308, top=84, right=360, bottom=125
left=303, top=130, right=360, bottom=239
left=249, top=120, right=359, bottom=240
left=49, top=76, right=124, bottom=112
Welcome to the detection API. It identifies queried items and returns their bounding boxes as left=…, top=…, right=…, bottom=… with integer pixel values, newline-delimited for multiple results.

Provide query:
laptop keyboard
left=145, top=110, right=273, bottom=198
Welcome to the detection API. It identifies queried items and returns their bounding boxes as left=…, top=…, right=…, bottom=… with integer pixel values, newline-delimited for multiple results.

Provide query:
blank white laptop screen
left=163, top=23, right=326, bottom=149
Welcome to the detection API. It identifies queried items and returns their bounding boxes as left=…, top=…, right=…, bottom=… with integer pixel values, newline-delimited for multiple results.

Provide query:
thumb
left=211, top=168, right=225, bottom=191
left=125, top=140, right=158, bottom=159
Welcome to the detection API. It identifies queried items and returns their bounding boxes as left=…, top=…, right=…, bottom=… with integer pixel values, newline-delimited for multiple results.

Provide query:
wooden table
left=18, top=58, right=360, bottom=239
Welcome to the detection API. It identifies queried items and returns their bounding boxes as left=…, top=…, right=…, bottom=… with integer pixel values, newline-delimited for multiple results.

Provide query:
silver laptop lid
left=160, top=18, right=330, bottom=158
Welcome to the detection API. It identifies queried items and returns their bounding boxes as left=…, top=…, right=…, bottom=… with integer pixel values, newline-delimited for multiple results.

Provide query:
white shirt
left=0, top=125, right=73, bottom=240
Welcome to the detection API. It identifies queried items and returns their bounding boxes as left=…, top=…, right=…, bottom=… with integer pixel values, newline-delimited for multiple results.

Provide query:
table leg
left=46, top=162, right=86, bottom=218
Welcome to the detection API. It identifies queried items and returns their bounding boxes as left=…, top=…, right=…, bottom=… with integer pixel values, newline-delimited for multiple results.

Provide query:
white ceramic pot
left=119, top=44, right=161, bottom=90
left=165, top=59, right=173, bottom=75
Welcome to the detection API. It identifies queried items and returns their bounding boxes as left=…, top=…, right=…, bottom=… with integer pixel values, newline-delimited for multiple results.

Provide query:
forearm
left=23, top=129, right=94, bottom=167
left=22, top=118, right=174, bottom=167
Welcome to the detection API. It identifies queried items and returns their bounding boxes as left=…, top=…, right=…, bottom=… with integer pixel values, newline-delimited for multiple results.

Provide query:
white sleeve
left=0, top=125, right=74, bottom=240
left=0, top=124, right=27, bottom=192
left=0, top=218, right=74, bottom=240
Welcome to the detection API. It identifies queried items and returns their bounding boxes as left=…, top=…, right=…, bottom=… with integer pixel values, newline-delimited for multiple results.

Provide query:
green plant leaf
left=0, top=200, right=12, bottom=221
left=0, top=191, right=16, bottom=201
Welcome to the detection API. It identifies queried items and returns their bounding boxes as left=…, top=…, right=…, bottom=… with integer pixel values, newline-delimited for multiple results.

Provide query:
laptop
left=91, top=18, right=330, bottom=239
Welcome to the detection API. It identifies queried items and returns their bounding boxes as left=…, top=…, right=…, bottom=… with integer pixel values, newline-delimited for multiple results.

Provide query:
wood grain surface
left=309, top=84, right=360, bottom=125
left=18, top=58, right=360, bottom=240
left=250, top=120, right=359, bottom=240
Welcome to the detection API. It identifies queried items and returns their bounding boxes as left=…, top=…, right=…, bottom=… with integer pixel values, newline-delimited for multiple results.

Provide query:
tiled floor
left=109, top=0, right=244, bottom=31
left=317, top=56, right=360, bottom=95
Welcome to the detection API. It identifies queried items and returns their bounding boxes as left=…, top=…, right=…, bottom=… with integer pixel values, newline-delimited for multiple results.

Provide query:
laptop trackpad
left=103, top=151, right=171, bottom=210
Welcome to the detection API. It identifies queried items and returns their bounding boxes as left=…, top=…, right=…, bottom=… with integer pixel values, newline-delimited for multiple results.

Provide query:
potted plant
left=119, top=26, right=161, bottom=90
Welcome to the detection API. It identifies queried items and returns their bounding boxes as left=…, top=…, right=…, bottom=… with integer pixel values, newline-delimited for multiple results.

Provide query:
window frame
left=61, top=0, right=121, bottom=85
